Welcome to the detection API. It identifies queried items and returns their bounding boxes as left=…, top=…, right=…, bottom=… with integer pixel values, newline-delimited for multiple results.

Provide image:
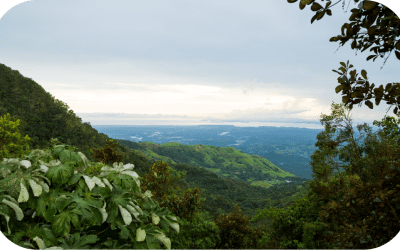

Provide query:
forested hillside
left=1, top=54, right=400, bottom=248
left=0, top=62, right=310, bottom=223
left=114, top=139, right=302, bottom=188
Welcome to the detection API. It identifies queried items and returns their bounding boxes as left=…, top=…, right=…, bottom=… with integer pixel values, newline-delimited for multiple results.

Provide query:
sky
left=0, top=0, right=399, bottom=129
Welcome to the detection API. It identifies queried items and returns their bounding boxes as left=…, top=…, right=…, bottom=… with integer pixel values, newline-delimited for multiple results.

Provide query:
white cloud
left=0, top=0, right=399, bottom=128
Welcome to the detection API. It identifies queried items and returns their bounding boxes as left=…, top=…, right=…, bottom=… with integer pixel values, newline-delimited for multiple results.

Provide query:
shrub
left=0, top=138, right=180, bottom=249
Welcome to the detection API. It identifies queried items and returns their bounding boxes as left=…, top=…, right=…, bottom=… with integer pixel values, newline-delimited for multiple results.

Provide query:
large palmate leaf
left=57, top=232, right=99, bottom=249
left=35, top=189, right=65, bottom=222
left=99, top=162, right=140, bottom=191
left=45, top=161, right=75, bottom=186
left=54, top=188, right=104, bottom=227
left=52, top=209, right=81, bottom=237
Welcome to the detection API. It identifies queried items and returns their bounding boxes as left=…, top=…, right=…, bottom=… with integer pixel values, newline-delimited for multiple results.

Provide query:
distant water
left=90, top=122, right=388, bottom=180
left=88, top=120, right=384, bottom=130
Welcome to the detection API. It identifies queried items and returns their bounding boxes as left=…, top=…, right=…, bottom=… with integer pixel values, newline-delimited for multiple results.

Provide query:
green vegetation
left=115, top=139, right=296, bottom=187
left=2, top=67, right=399, bottom=248
left=0, top=138, right=179, bottom=249
left=1, top=1, right=399, bottom=248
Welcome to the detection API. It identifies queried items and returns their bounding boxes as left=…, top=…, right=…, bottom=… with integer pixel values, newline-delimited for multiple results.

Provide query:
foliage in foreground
left=2, top=106, right=400, bottom=249
left=0, top=137, right=180, bottom=249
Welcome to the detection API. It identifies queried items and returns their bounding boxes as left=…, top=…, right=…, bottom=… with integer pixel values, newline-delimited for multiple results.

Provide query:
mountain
left=0, top=62, right=310, bottom=220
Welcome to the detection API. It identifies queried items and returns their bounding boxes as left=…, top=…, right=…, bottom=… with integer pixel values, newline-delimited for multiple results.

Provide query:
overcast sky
left=0, top=0, right=399, bottom=129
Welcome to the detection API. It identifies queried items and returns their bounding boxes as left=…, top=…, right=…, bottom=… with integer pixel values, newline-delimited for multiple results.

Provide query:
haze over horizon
left=0, top=0, right=399, bottom=129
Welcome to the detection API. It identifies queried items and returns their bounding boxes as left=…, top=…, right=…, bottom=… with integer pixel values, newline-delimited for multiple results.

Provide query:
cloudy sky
left=0, top=0, right=399, bottom=129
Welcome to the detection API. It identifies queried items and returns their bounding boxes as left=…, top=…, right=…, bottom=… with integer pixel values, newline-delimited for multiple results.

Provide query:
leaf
left=126, top=204, right=142, bottom=221
left=162, top=215, right=180, bottom=233
left=311, top=2, right=323, bottom=11
left=363, top=1, right=379, bottom=11
left=52, top=211, right=74, bottom=237
left=153, top=233, right=171, bottom=250
left=0, top=212, right=11, bottom=234
left=28, top=179, right=43, bottom=197
left=316, top=11, right=325, bottom=20
left=98, top=201, right=108, bottom=223
left=366, top=55, right=375, bottom=61
left=395, top=41, right=400, bottom=50
left=152, top=212, right=160, bottom=225
left=365, top=100, right=374, bottom=109
left=300, top=0, right=313, bottom=4
left=2, top=198, right=24, bottom=221
left=299, top=1, right=306, bottom=10
left=340, top=62, right=346, bottom=67
left=118, top=204, right=132, bottom=226
left=32, top=236, right=46, bottom=249
left=342, top=95, right=350, bottom=104
left=335, top=85, right=344, bottom=93
left=361, top=70, right=367, bottom=79
left=311, top=14, right=318, bottom=24
left=35, top=189, right=61, bottom=221
left=57, top=232, right=98, bottom=249
left=34, top=178, right=50, bottom=193
left=46, top=162, right=74, bottom=186
left=18, top=180, right=29, bottom=203
left=395, top=50, right=400, bottom=60
left=136, top=228, right=146, bottom=242
left=83, top=175, right=96, bottom=191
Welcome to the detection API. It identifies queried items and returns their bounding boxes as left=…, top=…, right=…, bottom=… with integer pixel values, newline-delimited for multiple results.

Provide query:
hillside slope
left=115, top=140, right=297, bottom=189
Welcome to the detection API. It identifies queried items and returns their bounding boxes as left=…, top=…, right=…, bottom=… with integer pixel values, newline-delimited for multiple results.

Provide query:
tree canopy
left=288, top=0, right=400, bottom=118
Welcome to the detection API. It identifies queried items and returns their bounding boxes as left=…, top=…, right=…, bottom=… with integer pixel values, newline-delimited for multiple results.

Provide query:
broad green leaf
left=18, top=180, right=29, bottom=203
left=91, top=176, right=105, bottom=188
left=32, top=177, right=50, bottom=193
left=162, top=215, right=179, bottom=233
left=28, top=179, right=43, bottom=197
left=129, top=201, right=143, bottom=215
left=77, top=152, right=91, bottom=169
left=126, top=204, right=142, bottom=221
left=102, top=177, right=113, bottom=191
left=32, top=236, right=46, bottom=249
left=46, top=162, right=74, bottom=186
left=2, top=198, right=23, bottom=220
left=153, top=233, right=171, bottom=250
left=311, top=2, right=322, bottom=11
left=52, top=210, right=78, bottom=237
left=83, top=175, right=96, bottom=191
left=118, top=204, right=132, bottom=226
left=136, top=228, right=146, bottom=242
left=152, top=212, right=160, bottom=225
left=99, top=201, right=108, bottom=223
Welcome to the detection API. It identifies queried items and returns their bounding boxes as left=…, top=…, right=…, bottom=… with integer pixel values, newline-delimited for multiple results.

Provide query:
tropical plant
left=0, top=138, right=180, bottom=249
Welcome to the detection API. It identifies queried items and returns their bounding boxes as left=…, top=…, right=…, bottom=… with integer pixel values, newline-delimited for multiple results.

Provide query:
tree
left=0, top=113, right=31, bottom=161
left=306, top=101, right=400, bottom=248
left=289, top=0, right=399, bottom=65
left=287, top=0, right=400, bottom=117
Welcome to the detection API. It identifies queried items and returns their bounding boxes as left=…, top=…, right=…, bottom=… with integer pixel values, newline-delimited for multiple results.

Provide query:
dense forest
left=1, top=58, right=400, bottom=249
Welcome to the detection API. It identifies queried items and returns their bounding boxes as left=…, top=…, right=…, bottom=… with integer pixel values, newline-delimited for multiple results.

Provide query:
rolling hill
left=114, top=140, right=298, bottom=189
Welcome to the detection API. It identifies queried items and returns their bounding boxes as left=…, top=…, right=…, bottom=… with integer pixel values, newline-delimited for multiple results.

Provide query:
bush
left=0, top=138, right=180, bottom=249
